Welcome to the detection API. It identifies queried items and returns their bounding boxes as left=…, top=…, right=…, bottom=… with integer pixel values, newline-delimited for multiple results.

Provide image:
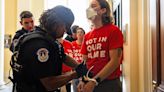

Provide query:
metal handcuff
left=82, top=61, right=99, bottom=86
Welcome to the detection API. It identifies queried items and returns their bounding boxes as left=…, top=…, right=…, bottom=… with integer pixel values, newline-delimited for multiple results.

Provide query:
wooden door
left=151, top=0, right=164, bottom=91
left=158, top=0, right=164, bottom=91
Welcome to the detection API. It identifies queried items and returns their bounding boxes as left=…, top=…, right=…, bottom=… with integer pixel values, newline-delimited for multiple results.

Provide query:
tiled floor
left=0, top=83, right=12, bottom=92
left=0, top=79, right=75, bottom=92
left=0, top=76, right=12, bottom=92
left=0, top=82, right=74, bottom=92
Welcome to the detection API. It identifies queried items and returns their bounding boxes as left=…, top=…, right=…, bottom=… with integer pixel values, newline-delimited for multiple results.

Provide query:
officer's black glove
left=75, top=61, right=93, bottom=78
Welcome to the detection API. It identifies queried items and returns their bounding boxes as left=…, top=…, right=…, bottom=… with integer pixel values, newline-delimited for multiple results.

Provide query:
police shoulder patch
left=37, top=48, right=49, bottom=62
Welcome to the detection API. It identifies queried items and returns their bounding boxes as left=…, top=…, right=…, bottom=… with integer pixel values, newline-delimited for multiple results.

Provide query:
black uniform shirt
left=17, top=33, right=66, bottom=92
left=10, top=28, right=29, bottom=52
left=10, top=26, right=40, bottom=52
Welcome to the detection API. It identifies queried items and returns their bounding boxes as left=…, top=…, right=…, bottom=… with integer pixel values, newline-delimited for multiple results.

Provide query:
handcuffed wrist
left=88, top=78, right=98, bottom=86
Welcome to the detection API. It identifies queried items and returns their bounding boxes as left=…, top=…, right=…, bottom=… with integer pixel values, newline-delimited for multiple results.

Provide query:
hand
left=77, top=80, right=85, bottom=92
left=83, top=81, right=96, bottom=92
left=75, top=61, right=88, bottom=78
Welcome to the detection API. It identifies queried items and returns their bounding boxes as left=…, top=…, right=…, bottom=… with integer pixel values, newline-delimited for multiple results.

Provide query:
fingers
left=77, top=81, right=84, bottom=92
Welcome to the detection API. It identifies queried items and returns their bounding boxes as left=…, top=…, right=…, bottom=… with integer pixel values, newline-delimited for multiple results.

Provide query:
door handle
left=152, top=81, right=157, bottom=91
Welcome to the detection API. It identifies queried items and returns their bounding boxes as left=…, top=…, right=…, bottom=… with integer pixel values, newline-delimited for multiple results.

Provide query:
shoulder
left=14, top=28, right=28, bottom=37
left=102, top=24, right=122, bottom=36
left=106, top=24, right=121, bottom=32
left=20, top=38, right=53, bottom=62
left=15, top=28, right=28, bottom=34
left=63, top=40, right=73, bottom=48
left=33, top=26, right=44, bottom=32
left=63, top=39, right=72, bottom=44
left=106, top=24, right=123, bottom=42
left=84, top=31, right=92, bottom=38
left=111, top=25, right=122, bottom=35
left=19, top=31, right=53, bottom=50
left=71, top=41, right=76, bottom=45
left=21, top=38, right=51, bottom=50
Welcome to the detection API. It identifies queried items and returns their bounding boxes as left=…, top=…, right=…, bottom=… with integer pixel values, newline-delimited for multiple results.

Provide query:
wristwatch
left=95, top=77, right=101, bottom=84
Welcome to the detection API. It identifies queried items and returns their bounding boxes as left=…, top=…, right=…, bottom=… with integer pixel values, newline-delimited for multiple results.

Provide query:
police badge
left=37, top=48, right=49, bottom=62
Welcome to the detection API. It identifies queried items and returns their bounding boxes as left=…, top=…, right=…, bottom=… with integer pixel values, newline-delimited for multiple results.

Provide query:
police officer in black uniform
left=10, top=5, right=88, bottom=92
left=10, top=11, right=39, bottom=52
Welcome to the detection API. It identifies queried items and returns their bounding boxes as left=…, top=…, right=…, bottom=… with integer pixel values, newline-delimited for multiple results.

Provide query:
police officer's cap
left=52, top=5, right=74, bottom=32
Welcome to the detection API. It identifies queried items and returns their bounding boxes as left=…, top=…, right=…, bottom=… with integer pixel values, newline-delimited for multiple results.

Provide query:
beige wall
left=17, top=0, right=44, bottom=29
left=4, top=0, right=17, bottom=81
left=4, top=0, right=44, bottom=81
left=30, top=0, right=44, bottom=26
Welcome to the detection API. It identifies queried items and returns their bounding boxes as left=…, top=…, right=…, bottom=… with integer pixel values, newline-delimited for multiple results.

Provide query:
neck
left=76, top=39, right=83, bottom=45
left=93, top=19, right=103, bottom=29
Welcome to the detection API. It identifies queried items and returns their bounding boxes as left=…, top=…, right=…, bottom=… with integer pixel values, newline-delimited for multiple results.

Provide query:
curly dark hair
left=39, top=6, right=74, bottom=38
left=39, top=8, right=64, bottom=38
left=97, top=0, right=114, bottom=25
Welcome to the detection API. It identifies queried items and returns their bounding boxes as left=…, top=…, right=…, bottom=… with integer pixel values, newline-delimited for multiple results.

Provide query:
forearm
left=40, top=71, right=77, bottom=91
left=64, top=55, right=79, bottom=68
left=94, top=58, right=120, bottom=81
left=94, top=48, right=122, bottom=81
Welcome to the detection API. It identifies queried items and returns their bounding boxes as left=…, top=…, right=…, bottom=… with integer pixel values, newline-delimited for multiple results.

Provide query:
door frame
left=138, top=0, right=153, bottom=91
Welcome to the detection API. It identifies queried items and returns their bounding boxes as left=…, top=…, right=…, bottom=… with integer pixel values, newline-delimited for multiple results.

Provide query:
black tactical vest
left=9, top=30, right=65, bottom=92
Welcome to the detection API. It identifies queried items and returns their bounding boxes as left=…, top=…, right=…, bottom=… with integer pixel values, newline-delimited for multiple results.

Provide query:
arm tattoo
left=117, top=48, right=122, bottom=57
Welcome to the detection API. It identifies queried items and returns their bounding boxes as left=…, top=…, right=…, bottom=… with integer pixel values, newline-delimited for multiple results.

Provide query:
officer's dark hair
left=97, top=0, right=114, bottom=25
left=39, top=8, right=64, bottom=38
left=20, top=11, right=33, bottom=21
left=39, top=6, right=74, bottom=38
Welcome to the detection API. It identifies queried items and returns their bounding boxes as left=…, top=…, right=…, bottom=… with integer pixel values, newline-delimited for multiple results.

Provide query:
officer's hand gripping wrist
left=75, top=61, right=92, bottom=78
left=81, top=65, right=94, bottom=84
